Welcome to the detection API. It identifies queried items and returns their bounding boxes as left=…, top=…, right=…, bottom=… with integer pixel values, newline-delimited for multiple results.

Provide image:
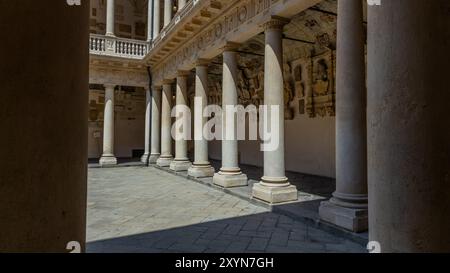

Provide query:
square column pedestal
left=252, top=182, right=298, bottom=204
left=213, top=172, right=248, bottom=188
left=156, top=156, right=173, bottom=167
left=319, top=201, right=368, bottom=233
left=148, top=154, right=160, bottom=164
left=99, top=155, right=117, bottom=166
left=188, top=164, right=215, bottom=178
left=170, top=160, right=192, bottom=172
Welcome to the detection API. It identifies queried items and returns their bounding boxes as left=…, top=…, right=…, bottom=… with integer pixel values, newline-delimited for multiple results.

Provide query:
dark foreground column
left=0, top=1, right=89, bottom=252
left=368, top=0, right=450, bottom=252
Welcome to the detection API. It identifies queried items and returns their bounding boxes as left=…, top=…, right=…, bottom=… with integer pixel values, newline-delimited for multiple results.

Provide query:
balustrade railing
left=89, top=34, right=149, bottom=60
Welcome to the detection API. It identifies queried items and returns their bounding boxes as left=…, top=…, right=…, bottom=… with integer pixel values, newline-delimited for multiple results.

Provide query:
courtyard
left=86, top=166, right=366, bottom=253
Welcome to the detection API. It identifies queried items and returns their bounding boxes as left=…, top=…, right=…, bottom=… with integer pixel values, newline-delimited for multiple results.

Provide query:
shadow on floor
left=87, top=157, right=367, bottom=246
left=88, top=157, right=145, bottom=168
left=87, top=210, right=366, bottom=253
left=208, top=159, right=336, bottom=199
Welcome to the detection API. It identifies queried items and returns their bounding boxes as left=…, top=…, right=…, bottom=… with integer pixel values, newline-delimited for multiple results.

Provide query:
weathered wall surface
left=88, top=87, right=146, bottom=159
left=90, top=0, right=148, bottom=40
left=209, top=107, right=336, bottom=178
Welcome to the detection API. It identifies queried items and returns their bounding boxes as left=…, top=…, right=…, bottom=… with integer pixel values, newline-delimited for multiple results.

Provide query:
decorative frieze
left=89, top=59, right=149, bottom=88
left=150, top=0, right=285, bottom=85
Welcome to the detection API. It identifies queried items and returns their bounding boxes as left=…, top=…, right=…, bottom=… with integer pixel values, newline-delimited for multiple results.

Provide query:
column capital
left=103, top=83, right=116, bottom=90
left=262, top=16, right=290, bottom=31
left=220, top=42, right=241, bottom=53
left=152, top=85, right=163, bottom=91
left=162, top=79, right=175, bottom=85
left=177, top=70, right=191, bottom=78
left=194, top=58, right=211, bottom=67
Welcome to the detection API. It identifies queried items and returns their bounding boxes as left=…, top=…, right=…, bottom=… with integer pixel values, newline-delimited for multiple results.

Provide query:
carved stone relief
left=152, top=0, right=281, bottom=84
left=205, top=53, right=297, bottom=120
left=305, top=51, right=336, bottom=117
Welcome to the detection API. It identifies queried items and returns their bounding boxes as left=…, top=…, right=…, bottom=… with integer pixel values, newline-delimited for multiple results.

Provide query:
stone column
left=141, top=87, right=151, bottom=164
left=319, top=0, right=368, bottom=233
left=164, top=0, right=172, bottom=27
left=149, top=86, right=162, bottom=164
left=100, top=84, right=118, bottom=166
left=188, top=60, right=215, bottom=178
left=213, top=44, right=248, bottom=188
left=106, top=0, right=115, bottom=36
left=170, top=71, right=192, bottom=171
left=368, top=0, right=450, bottom=252
left=178, top=0, right=187, bottom=11
left=153, top=0, right=161, bottom=37
left=147, top=0, right=154, bottom=42
left=0, top=0, right=89, bottom=252
left=157, top=80, right=174, bottom=167
left=252, top=17, right=297, bottom=204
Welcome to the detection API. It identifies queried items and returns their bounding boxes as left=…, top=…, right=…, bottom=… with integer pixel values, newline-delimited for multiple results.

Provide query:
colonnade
left=2, top=0, right=448, bottom=253
left=99, top=6, right=370, bottom=212
left=97, top=0, right=450, bottom=249
left=144, top=17, right=298, bottom=205
left=140, top=2, right=371, bottom=228
left=106, top=0, right=188, bottom=41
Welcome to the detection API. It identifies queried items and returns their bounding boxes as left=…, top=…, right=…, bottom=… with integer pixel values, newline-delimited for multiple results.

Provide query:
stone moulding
left=89, top=59, right=149, bottom=88
left=147, top=0, right=322, bottom=86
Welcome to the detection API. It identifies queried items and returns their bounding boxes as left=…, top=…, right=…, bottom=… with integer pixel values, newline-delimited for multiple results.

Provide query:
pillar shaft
left=252, top=18, right=297, bottom=203
left=153, top=0, right=161, bottom=37
left=262, top=21, right=286, bottom=183
left=106, top=0, right=115, bottom=36
left=334, top=0, right=367, bottom=204
left=102, top=86, right=115, bottom=155
left=368, top=0, right=450, bottom=252
left=175, top=74, right=189, bottom=161
left=213, top=48, right=248, bottom=188
left=141, top=87, right=151, bottom=163
left=164, top=0, right=172, bottom=27
left=221, top=50, right=239, bottom=172
left=100, top=85, right=117, bottom=166
left=188, top=62, right=215, bottom=178
left=194, top=65, right=209, bottom=165
left=170, top=73, right=192, bottom=171
left=147, top=0, right=153, bottom=42
left=157, top=81, right=174, bottom=166
left=149, top=86, right=162, bottom=164
left=0, top=0, right=89, bottom=252
left=178, top=0, right=187, bottom=10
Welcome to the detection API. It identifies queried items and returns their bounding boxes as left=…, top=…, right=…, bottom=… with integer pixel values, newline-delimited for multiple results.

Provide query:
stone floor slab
left=86, top=166, right=366, bottom=253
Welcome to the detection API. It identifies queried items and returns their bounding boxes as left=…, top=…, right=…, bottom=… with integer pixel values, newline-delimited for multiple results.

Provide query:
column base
left=252, top=182, right=298, bottom=204
left=318, top=201, right=368, bottom=233
left=140, top=153, right=150, bottom=164
left=170, top=160, right=192, bottom=172
left=148, top=154, right=160, bottom=164
left=99, top=155, right=117, bottom=167
left=188, top=164, right=215, bottom=178
left=213, top=172, right=248, bottom=188
left=156, top=156, right=173, bottom=167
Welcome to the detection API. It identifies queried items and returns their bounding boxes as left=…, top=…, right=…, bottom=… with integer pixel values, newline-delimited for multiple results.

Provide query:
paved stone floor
left=87, top=166, right=366, bottom=253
